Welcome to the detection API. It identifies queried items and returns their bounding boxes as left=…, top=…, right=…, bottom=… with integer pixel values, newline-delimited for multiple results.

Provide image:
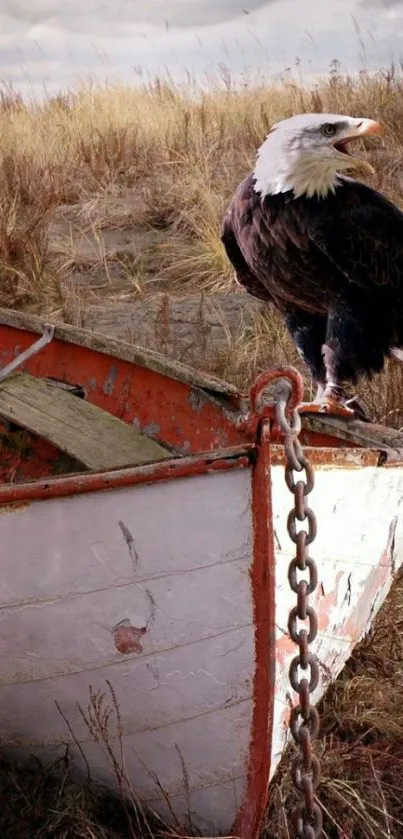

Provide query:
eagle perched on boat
left=221, top=112, right=403, bottom=418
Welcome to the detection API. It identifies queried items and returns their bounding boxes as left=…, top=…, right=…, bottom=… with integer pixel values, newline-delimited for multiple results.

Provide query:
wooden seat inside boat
left=0, top=372, right=171, bottom=471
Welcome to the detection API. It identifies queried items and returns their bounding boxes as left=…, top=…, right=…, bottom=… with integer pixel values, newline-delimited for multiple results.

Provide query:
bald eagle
left=221, top=112, right=403, bottom=418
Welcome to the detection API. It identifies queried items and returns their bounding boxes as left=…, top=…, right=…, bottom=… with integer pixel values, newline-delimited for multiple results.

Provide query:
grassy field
left=2, top=69, right=403, bottom=419
left=2, top=67, right=403, bottom=837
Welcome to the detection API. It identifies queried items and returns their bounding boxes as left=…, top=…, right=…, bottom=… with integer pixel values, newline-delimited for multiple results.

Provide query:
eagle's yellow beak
left=333, top=118, right=384, bottom=176
left=356, top=119, right=384, bottom=138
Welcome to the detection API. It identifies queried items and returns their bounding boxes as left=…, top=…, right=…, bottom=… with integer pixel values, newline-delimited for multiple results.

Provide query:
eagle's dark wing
left=221, top=181, right=274, bottom=303
left=306, top=182, right=403, bottom=294
left=222, top=177, right=343, bottom=313
left=301, top=181, right=403, bottom=379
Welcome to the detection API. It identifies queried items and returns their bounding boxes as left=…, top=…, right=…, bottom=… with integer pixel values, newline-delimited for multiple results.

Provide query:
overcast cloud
left=0, top=0, right=272, bottom=31
left=0, top=0, right=402, bottom=98
left=360, top=0, right=402, bottom=7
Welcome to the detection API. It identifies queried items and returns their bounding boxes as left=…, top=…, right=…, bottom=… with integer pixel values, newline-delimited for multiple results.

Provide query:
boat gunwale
left=0, top=444, right=254, bottom=504
left=2, top=308, right=403, bottom=461
left=0, top=443, right=395, bottom=506
left=0, top=307, right=239, bottom=399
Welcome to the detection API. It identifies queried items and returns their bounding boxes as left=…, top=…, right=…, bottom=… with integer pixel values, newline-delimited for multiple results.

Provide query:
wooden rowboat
left=0, top=307, right=403, bottom=838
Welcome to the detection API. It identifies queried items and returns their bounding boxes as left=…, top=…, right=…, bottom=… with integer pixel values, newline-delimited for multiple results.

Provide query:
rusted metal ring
left=288, top=604, right=318, bottom=645
left=295, top=481, right=307, bottom=520
left=291, top=754, right=321, bottom=792
left=289, top=652, right=320, bottom=693
left=285, top=459, right=315, bottom=494
left=298, top=724, right=313, bottom=771
left=293, top=803, right=323, bottom=839
left=299, top=677, right=310, bottom=713
left=299, top=630, right=309, bottom=670
left=290, top=407, right=302, bottom=436
left=299, top=826, right=316, bottom=839
left=290, top=705, right=320, bottom=742
left=287, top=507, right=317, bottom=545
left=284, top=433, right=304, bottom=471
left=296, top=771, right=315, bottom=817
left=290, top=431, right=305, bottom=461
left=276, top=398, right=302, bottom=438
left=297, top=581, right=308, bottom=621
left=240, top=368, right=304, bottom=437
left=249, top=367, right=304, bottom=418
left=296, top=529, right=307, bottom=569
left=288, top=556, right=318, bottom=595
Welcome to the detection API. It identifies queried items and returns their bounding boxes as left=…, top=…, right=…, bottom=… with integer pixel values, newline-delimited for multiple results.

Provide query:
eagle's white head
left=253, top=112, right=384, bottom=199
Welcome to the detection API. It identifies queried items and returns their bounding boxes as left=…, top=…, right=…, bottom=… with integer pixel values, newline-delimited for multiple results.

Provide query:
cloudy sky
left=1, top=0, right=403, bottom=97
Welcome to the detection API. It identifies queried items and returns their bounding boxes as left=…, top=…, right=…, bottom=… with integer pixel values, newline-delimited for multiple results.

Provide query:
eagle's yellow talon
left=298, top=399, right=355, bottom=418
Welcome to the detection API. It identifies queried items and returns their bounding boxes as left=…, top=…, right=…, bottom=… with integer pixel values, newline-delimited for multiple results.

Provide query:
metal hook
left=0, top=325, right=55, bottom=383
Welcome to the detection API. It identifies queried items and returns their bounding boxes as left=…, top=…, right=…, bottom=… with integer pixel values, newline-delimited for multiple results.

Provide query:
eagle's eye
left=321, top=123, right=337, bottom=137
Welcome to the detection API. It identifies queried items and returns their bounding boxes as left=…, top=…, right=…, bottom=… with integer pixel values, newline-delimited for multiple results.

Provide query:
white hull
left=271, top=459, right=403, bottom=776
left=0, top=468, right=254, bottom=833
left=0, top=453, right=402, bottom=834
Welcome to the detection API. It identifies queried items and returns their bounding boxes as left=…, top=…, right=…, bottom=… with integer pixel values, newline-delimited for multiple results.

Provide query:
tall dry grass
left=0, top=67, right=401, bottom=302
left=1, top=69, right=403, bottom=420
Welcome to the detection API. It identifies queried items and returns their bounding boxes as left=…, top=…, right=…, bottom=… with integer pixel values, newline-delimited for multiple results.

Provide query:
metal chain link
left=275, top=388, right=323, bottom=839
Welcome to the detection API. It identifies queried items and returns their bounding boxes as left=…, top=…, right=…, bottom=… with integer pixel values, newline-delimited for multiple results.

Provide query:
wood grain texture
left=0, top=373, right=171, bottom=470
left=0, top=307, right=238, bottom=396
left=3, top=306, right=403, bottom=455
left=0, top=468, right=254, bottom=835
left=301, top=413, right=403, bottom=460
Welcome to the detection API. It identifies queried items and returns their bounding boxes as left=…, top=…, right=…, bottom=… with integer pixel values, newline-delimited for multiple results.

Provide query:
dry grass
left=2, top=66, right=403, bottom=837
left=0, top=69, right=403, bottom=418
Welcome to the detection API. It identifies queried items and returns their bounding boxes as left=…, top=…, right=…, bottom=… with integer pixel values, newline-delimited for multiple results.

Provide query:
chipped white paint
left=270, top=463, right=403, bottom=777
left=0, top=470, right=254, bottom=835
left=0, top=462, right=403, bottom=834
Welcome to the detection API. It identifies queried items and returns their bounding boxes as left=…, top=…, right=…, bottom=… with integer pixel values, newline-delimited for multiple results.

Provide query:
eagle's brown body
left=222, top=172, right=403, bottom=391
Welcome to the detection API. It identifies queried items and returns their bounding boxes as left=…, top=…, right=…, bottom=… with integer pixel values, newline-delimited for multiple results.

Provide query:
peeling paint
left=103, top=365, right=118, bottom=396
left=175, top=440, right=191, bottom=456
left=390, top=515, right=397, bottom=574
left=188, top=388, right=209, bottom=413
left=142, top=422, right=161, bottom=439
left=90, top=540, right=110, bottom=565
left=146, top=589, right=157, bottom=625
left=342, top=517, right=398, bottom=643
left=271, top=508, right=403, bottom=787
left=0, top=500, right=31, bottom=516
left=270, top=445, right=380, bottom=469
left=118, top=520, right=139, bottom=571
left=343, top=573, right=352, bottom=607
left=111, top=618, right=147, bottom=654
left=317, top=571, right=344, bottom=632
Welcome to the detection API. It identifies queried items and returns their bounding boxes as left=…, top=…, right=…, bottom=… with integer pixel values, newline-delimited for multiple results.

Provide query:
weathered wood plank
left=0, top=373, right=171, bottom=471
left=0, top=307, right=238, bottom=397
left=2, top=308, right=403, bottom=457
left=301, top=413, right=403, bottom=461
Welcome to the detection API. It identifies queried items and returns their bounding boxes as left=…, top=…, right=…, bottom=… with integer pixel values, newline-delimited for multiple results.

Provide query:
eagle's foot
left=299, top=385, right=371, bottom=422
left=298, top=398, right=355, bottom=418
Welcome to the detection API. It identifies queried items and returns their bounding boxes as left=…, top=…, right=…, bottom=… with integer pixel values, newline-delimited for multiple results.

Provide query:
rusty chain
left=275, top=387, right=323, bottom=839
